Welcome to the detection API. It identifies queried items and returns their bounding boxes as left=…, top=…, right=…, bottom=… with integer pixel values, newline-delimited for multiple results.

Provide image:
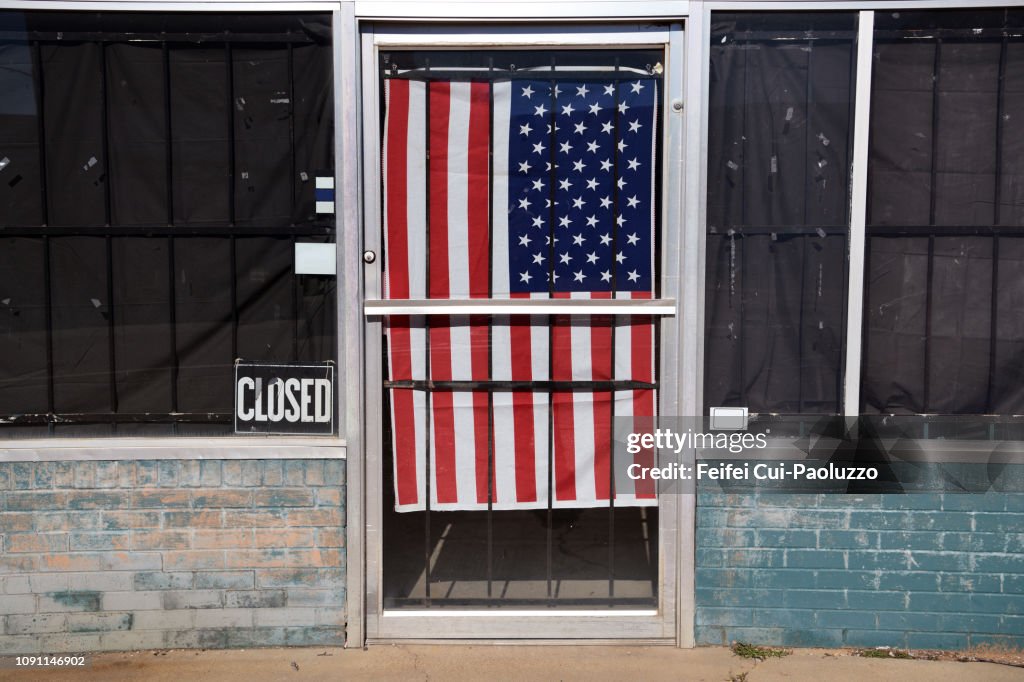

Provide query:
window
left=0, top=12, right=336, bottom=436
left=704, top=12, right=858, bottom=415
left=863, top=9, right=1024, bottom=416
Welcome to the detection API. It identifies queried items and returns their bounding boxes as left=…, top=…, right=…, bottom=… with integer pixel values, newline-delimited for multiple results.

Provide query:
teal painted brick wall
left=695, top=492, right=1024, bottom=650
left=0, top=460, right=345, bottom=654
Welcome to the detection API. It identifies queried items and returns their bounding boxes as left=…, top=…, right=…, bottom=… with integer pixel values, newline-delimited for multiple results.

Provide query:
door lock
left=363, top=250, right=376, bottom=264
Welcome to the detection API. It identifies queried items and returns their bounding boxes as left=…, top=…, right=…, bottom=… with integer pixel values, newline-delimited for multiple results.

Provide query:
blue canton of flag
left=506, top=79, right=657, bottom=294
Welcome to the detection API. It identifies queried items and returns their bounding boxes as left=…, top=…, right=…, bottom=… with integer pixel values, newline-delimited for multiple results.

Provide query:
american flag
left=383, top=76, right=658, bottom=512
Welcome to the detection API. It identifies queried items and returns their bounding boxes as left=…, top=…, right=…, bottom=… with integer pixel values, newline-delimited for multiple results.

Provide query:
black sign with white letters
left=234, top=362, right=334, bottom=435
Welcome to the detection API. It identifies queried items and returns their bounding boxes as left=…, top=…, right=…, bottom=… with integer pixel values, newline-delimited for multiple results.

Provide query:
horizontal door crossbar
left=364, top=298, right=676, bottom=316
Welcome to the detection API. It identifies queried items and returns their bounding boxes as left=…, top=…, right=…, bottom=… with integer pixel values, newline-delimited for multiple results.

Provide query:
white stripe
left=447, top=315, right=472, bottom=382
left=614, top=388, right=635, bottom=500
left=413, top=389, right=428, bottom=509
left=492, top=389, right=516, bottom=505
left=406, top=81, right=427, bottom=300
left=315, top=176, right=334, bottom=190
left=447, top=82, right=472, bottom=299
left=315, top=201, right=334, bottom=214
left=492, top=82, right=512, bottom=298
left=451, top=390, right=478, bottom=505
left=533, top=391, right=550, bottom=507
left=572, top=392, right=596, bottom=503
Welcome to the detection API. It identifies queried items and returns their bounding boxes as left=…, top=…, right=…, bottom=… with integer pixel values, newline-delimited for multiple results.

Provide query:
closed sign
left=234, top=362, right=334, bottom=435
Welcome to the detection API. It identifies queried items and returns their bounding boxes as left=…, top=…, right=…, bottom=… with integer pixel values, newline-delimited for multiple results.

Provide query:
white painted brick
left=0, top=634, right=43, bottom=655
left=3, top=576, right=31, bottom=594
left=132, top=609, right=195, bottom=631
left=7, top=613, right=67, bottom=635
left=101, top=629, right=168, bottom=651
left=0, top=595, right=37, bottom=615
left=193, top=608, right=254, bottom=628
left=254, top=607, right=317, bottom=627
left=38, top=632, right=103, bottom=654
left=69, top=572, right=134, bottom=592
left=101, top=591, right=163, bottom=611
left=29, top=574, right=69, bottom=592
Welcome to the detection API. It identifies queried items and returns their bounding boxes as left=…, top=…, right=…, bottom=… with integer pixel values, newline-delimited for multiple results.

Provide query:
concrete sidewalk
left=4, top=646, right=1023, bottom=682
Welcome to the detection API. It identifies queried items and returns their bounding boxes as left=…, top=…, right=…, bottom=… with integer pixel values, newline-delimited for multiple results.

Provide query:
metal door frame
left=359, top=20, right=690, bottom=643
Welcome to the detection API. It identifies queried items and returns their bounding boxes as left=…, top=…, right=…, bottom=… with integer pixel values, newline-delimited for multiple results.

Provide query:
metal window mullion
left=226, top=43, right=240, bottom=361
left=923, top=37, right=942, bottom=413
left=33, top=40, right=55, bottom=431
left=289, top=43, right=301, bottom=363
left=546, top=66, right=557, bottom=605
left=99, top=42, right=118, bottom=421
left=486, top=58, right=495, bottom=602
left=797, top=39, right=814, bottom=414
left=987, top=36, right=1008, bottom=413
left=843, top=10, right=874, bottom=417
left=164, top=42, right=179, bottom=424
left=608, top=66, right=622, bottom=603
left=422, top=60, right=433, bottom=607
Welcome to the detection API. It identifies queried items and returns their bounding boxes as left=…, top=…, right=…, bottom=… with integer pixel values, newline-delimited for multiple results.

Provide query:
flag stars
left=600, top=196, right=612, bottom=209
left=534, top=103, right=548, bottom=117
left=586, top=141, right=599, bottom=154
left=586, top=251, right=599, bottom=265
left=616, top=252, right=627, bottom=263
left=588, top=102, right=603, bottom=116
left=627, top=195, right=640, bottom=209
left=630, top=81, right=645, bottom=94
left=628, top=119, right=642, bottom=133
left=561, top=103, right=575, bottom=116
left=559, top=215, right=572, bottom=228
left=574, top=270, right=586, bottom=283
left=626, top=232, right=640, bottom=246
left=627, top=157, right=640, bottom=171
left=533, top=252, right=546, bottom=265
left=600, top=159, right=613, bottom=172
left=519, top=234, right=532, bottom=247
left=559, top=141, right=573, bottom=155
left=601, top=270, right=612, bottom=282
left=616, top=215, right=626, bottom=227
left=520, top=122, right=533, bottom=136
left=574, top=121, right=588, bottom=135
left=519, top=197, right=532, bottom=210
left=618, top=101, right=630, bottom=114
left=572, top=160, right=586, bottom=173
left=586, top=178, right=598, bottom=191
left=520, top=271, right=533, bottom=283
left=560, top=252, right=572, bottom=265
left=617, top=177, right=627, bottom=190
left=577, top=84, right=590, bottom=98
left=532, top=215, right=544, bottom=228
left=572, top=196, right=585, bottom=209
left=532, top=141, right=546, bottom=155
left=559, top=178, right=573, bottom=191
left=572, top=234, right=585, bottom=246
left=617, top=139, right=628, bottom=153
left=601, top=121, right=613, bottom=134
left=603, top=84, right=615, bottom=97
left=600, top=233, right=612, bottom=245
left=627, top=269, right=640, bottom=282
left=532, top=179, right=545, bottom=192
left=519, top=160, right=532, bottom=174
left=522, top=84, right=535, bottom=99
left=586, top=214, right=598, bottom=227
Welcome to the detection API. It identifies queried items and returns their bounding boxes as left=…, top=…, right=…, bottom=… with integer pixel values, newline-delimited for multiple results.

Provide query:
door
left=361, top=23, right=686, bottom=641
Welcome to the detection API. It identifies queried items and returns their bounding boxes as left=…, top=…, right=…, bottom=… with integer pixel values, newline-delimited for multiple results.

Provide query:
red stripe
left=467, top=84, right=493, bottom=503
left=384, top=81, right=418, bottom=506
left=590, top=292, right=613, bottom=499
left=631, top=292, right=656, bottom=498
left=467, top=82, right=490, bottom=299
left=551, top=296, right=576, bottom=501
left=426, top=82, right=458, bottom=504
left=509, top=294, right=538, bottom=502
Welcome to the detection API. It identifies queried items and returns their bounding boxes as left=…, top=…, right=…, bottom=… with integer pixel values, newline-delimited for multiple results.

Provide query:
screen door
left=362, top=23, right=684, bottom=641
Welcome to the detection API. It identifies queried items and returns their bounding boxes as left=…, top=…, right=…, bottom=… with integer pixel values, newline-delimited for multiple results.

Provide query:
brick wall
left=695, top=492, right=1024, bottom=650
left=0, top=459, right=345, bottom=654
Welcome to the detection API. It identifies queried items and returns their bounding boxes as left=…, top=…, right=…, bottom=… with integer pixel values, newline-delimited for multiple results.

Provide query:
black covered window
left=705, top=13, right=858, bottom=415
left=0, top=12, right=336, bottom=436
left=863, top=9, right=1024, bottom=415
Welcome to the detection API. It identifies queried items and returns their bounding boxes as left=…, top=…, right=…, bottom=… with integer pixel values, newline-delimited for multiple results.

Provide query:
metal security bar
left=0, top=20, right=335, bottom=433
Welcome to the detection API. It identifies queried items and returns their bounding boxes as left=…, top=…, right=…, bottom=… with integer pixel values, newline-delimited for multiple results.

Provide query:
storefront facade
left=0, top=0, right=1022, bottom=652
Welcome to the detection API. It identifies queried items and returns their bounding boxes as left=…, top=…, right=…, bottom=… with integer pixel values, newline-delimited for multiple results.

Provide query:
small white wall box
left=294, top=242, right=337, bottom=276
left=709, top=406, right=748, bottom=431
